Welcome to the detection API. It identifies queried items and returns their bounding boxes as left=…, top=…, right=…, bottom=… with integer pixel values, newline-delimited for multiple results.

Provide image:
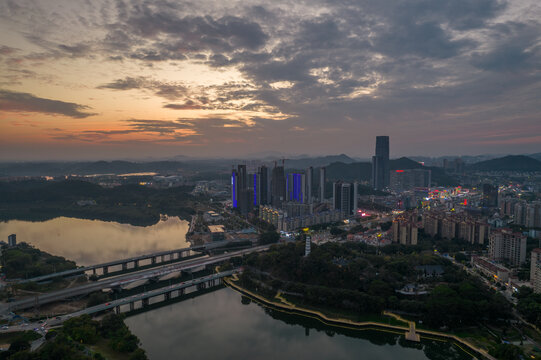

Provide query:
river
left=0, top=216, right=190, bottom=265
left=125, top=287, right=472, bottom=360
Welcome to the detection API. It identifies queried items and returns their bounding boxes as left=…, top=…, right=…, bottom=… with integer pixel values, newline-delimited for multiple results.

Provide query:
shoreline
left=224, top=276, right=495, bottom=360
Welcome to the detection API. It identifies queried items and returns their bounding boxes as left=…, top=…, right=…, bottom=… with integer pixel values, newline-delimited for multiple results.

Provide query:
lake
left=0, top=216, right=190, bottom=265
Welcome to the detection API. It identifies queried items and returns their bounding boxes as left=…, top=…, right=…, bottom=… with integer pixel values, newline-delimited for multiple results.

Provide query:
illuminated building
left=231, top=164, right=251, bottom=215
left=372, top=135, right=389, bottom=190
left=287, top=173, right=306, bottom=203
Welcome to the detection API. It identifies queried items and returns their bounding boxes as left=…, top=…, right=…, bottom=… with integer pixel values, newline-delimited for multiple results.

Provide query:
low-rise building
left=472, top=256, right=510, bottom=283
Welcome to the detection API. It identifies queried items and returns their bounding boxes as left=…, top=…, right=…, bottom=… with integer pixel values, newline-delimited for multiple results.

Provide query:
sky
left=0, top=0, right=540, bottom=161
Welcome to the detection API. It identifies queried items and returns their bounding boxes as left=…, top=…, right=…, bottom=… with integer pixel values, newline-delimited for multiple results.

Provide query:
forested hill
left=0, top=180, right=196, bottom=226
left=469, top=155, right=541, bottom=172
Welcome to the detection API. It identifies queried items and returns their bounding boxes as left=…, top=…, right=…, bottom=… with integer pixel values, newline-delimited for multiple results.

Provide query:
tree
left=129, top=349, right=148, bottom=360
left=9, top=338, right=31, bottom=352
left=259, top=231, right=279, bottom=245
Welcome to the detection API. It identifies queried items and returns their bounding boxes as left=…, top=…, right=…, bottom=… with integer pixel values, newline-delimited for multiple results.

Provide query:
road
left=13, top=245, right=206, bottom=284
left=0, top=244, right=270, bottom=313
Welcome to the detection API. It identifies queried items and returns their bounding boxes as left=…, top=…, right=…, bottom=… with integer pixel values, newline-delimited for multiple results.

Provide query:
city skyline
left=1, top=0, right=541, bottom=161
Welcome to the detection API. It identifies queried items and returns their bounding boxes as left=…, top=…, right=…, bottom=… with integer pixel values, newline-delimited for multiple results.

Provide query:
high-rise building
left=482, top=184, right=498, bottom=208
left=319, top=167, right=326, bottom=201
left=390, top=169, right=431, bottom=191
left=306, top=167, right=313, bottom=204
left=372, top=136, right=390, bottom=190
left=271, top=163, right=286, bottom=208
left=392, top=219, right=418, bottom=245
left=287, top=173, right=306, bottom=203
left=489, top=228, right=527, bottom=266
left=231, top=169, right=239, bottom=208
left=8, top=234, right=16, bottom=247
left=254, top=165, right=269, bottom=206
left=530, top=249, right=541, bottom=293
left=333, top=181, right=354, bottom=216
left=353, top=181, right=358, bottom=213
left=231, top=164, right=251, bottom=214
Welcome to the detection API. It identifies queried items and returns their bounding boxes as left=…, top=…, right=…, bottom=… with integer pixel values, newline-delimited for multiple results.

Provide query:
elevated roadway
left=13, top=245, right=206, bottom=284
left=1, top=245, right=269, bottom=313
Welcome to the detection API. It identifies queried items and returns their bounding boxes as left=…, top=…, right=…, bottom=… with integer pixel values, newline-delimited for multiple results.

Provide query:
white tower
left=305, top=235, right=311, bottom=257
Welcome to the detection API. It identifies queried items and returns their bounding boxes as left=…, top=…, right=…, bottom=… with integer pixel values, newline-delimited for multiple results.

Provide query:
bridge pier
left=142, top=298, right=149, bottom=307
left=103, top=266, right=108, bottom=275
left=92, top=268, right=96, bottom=276
left=164, top=292, right=171, bottom=301
left=151, top=257, right=156, bottom=265
left=130, top=302, right=135, bottom=311
left=161, top=255, right=165, bottom=263
left=115, top=306, right=120, bottom=315
left=134, top=260, right=139, bottom=268
left=122, top=263, right=128, bottom=271
left=179, top=288, right=185, bottom=296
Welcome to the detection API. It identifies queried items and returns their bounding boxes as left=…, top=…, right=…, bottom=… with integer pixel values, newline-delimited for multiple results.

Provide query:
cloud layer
left=0, top=0, right=540, bottom=158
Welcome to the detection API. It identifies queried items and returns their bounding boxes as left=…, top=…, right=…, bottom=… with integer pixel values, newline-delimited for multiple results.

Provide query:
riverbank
left=224, top=275, right=495, bottom=360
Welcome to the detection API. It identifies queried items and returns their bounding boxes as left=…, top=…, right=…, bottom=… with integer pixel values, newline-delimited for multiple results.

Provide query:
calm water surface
left=0, top=216, right=189, bottom=265
left=125, top=287, right=472, bottom=360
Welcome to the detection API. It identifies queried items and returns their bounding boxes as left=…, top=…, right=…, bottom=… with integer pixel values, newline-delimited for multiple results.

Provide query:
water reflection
left=0, top=217, right=189, bottom=265
left=125, top=287, right=472, bottom=360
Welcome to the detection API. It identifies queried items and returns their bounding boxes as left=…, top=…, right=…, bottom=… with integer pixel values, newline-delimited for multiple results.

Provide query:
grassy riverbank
left=224, top=275, right=492, bottom=360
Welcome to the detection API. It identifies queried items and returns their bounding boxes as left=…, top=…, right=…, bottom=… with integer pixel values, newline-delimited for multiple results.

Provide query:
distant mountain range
left=1, top=154, right=540, bottom=178
left=468, top=155, right=541, bottom=172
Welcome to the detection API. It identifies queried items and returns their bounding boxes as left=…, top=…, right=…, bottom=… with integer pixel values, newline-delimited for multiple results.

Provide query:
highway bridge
left=1, top=245, right=269, bottom=313
left=63, top=270, right=238, bottom=320
left=13, top=245, right=206, bottom=284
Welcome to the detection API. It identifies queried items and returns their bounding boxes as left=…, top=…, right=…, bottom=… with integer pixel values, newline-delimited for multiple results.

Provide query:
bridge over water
left=13, top=245, right=206, bottom=284
left=1, top=245, right=269, bottom=313
left=63, top=270, right=238, bottom=320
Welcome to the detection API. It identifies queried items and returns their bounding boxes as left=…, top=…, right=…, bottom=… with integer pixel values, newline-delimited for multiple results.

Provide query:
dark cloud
left=471, top=22, right=541, bottom=71
left=97, top=76, right=148, bottom=90
left=0, top=89, right=96, bottom=118
left=98, top=77, right=188, bottom=100
left=0, top=45, right=19, bottom=56
left=164, top=101, right=204, bottom=110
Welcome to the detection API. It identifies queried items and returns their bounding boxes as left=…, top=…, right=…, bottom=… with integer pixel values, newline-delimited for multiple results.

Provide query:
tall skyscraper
left=306, top=166, right=313, bottom=204
left=482, top=184, right=498, bottom=208
left=271, top=163, right=286, bottom=208
left=353, top=181, right=358, bottom=213
left=319, top=167, right=326, bottom=202
left=253, top=165, right=269, bottom=206
left=287, top=173, right=306, bottom=203
left=333, top=181, right=353, bottom=216
left=372, top=136, right=390, bottom=190
left=231, top=168, right=239, bottom=208
left=231, top=164, right=251, bottom=214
